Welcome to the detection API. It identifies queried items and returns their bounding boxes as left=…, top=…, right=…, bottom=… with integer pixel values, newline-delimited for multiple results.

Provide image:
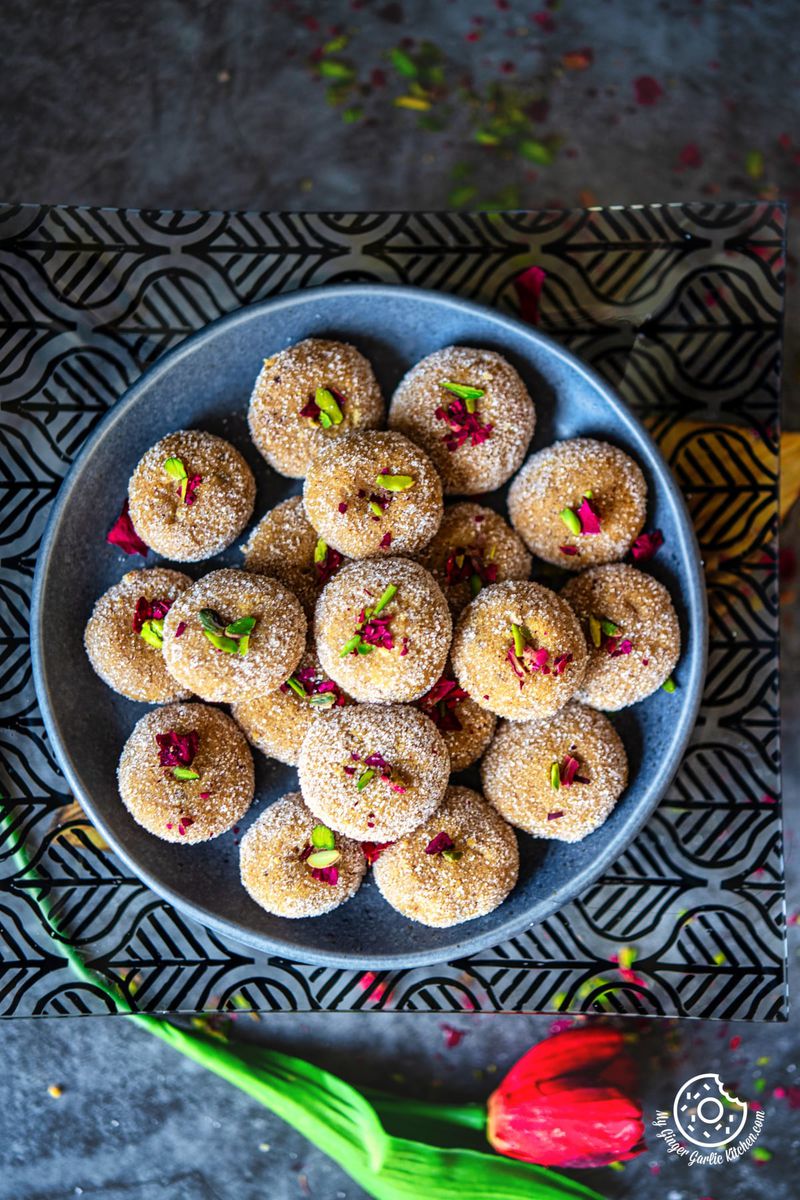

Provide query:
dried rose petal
left=315, top=543, right=344, bottom=588
left=631, top=529, right=664, bottom=561
left=361, top=840, right=394, bottom=865
left=561, top=754, right=581, bottom=787
left=183, top=474, right=202, bottom=506
left=380, top=531, right=393, bottom=549
left=417, top=676, right=470, bottom=732
left=156, top=729, right=199, bottom=767
left=552, top=653, right=572, bottom=676
left=338, top=501, right=348, bottom=514
left=425, top=831, right=456, bottom=856
left=609, top=638, right=634, bottom=658
left=107, top=501, right=148, bottom=556
left=559, top=544, right=579, bottom=557
left=177, top=815, right=195, bottom=836
left=576, top=496, right=602, bottom=535
left=299, top=843, right=314, bottom=862
left=547, top=811, right=564, bottom=820
left=434, top=398, right=493, bottom=452
left=132, top=595, right=172, bottom=633
left=311, top=865, right=339, bottom=885
left=174, top=621, right=187, bottom=638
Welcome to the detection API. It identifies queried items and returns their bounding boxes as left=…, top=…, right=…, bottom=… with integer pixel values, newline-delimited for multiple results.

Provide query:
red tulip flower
left=487, top=1026, right=645, bottom=1168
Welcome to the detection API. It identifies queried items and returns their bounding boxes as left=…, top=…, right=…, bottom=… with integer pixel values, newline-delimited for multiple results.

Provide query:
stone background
left=1, top=1, right=798, bottom=1198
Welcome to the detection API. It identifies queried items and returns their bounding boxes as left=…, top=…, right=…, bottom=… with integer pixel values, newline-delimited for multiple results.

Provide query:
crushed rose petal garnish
left=606, top=636, right=634, bottom=658
left=631, top=529, right=664, bottom=560
left=379, top=531, right=393, bottom=549
left=507, top=624, right=571, bottom=688
left=559, top=544, right=579, bottom=557
left=547, top=811, right=564, bottom=821
left=156, top=729, right=199, bottom=768
left=425, top=831, right=456, bottom=856
left=348, top=749, right=407, bottom=794
left=443, top=544, right=498, bottom=593
left=280, top=667, right=346, bottom=708
left=107, top=501, right=148, bottom=556
left=416, top=677, right=469, bottom=732
left=132, top=596, right=172, bottom=634
left=177, top=815, right=195, bottom=836
left=311, top=865, right=339, bottom=885
left=338, top=501, right=348, bottom=514
left=314, top=542, right=344, bottom=587
left=340, top=584, right=398, bottom=656
left=183, top=474, right=202, bottom=506
left=576, top=495, right=602, bottom=535
left=360, top=840, right=394, bottom=865
left=434, top=396, right=493, bottom=452
left=174, top=621, right=188, bottom=638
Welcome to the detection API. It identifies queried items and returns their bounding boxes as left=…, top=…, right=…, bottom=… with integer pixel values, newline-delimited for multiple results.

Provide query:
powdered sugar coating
left=508, top=438, right=647, bottom=569
left=303, top=430, right=443, bottom=558
left=414, top=673, right=497, bottom=771
left=314, top=557, right=452, bottom=703
left=231, top=641, right=351, bottom=767
left=117, top=702, right=255, bottom=843
left=389, top=346, right=535, bottom=494
left=162, top=569, right=306, bottom=703
left=451, top=580, right=588, bottom=721
left=416, top=502, right=532, bottom=615
left=561, top=563, right=681, bottom=709
left=84, top=568, right=194, bottom=703
left=239, top=792, right=366, bottom=918
left=373, top=785, right=519, bottom=928
left=241, top=494, right=348, bottom=617
left=128, top=430, right=256, bottom=562
left=297, top=703, right=450, bottom=842
left=481, top=702, right=628, bottom=841
left=248, top=338, right=385, bottom=478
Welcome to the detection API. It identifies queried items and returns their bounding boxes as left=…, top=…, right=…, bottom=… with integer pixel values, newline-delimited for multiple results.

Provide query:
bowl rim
left=30, top=282, right=708, bottom=969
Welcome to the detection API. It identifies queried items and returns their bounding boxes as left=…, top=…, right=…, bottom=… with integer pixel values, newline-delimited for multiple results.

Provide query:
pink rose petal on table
left=107, top=501, right=148, bottom=556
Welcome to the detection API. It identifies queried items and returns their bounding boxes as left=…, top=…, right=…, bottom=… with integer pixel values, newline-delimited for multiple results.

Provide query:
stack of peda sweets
left=86, top=338, right=680, bottom=929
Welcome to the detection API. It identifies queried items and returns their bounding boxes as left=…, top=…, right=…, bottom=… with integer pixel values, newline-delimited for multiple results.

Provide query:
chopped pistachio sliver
left=511, top=622, right=526, bottom=658
left=163, top=456, right=187, bottom=481
left=549, top=761, right=561, bottom=790
left=356, top=767, right=376, bottom=791
left=375, top=473, right=414, bottom=492
left=469, top=573, right=482, bottom=598
left=173, top=766, right=200, bottom=781
left=368, top=500, right=384, bottom=517
left=307, top=847, right=341, bottom=869
left=441, top=848, right=463, bottom=862
left=559, top=506, right=581, bottom=536
left=373, top=583, right=398, bottom=615
left=340, top=634, right=363, bottom=657
left=309, top=691, right=337, bottom=709
left=315, top=387, right=344, bottom=425
left=311, top=824, right=336, bottom=850
left=285, top=676, right=307, bottom=699
left=140, top=618, right=164, bottom=649
left=237, top=635, right=250, bottom=656
left=199, top=608, right=225, bottom=634
left=583, top=489, right=593, bottom=499
left=226, top=616, right=256, bottom=637
left=662, top=677, right=677, bottom=694
left=319, top=411, right=333, bottom=429
left=600, top=618, right=620, bottom=637
left=439, top=380, right=486, bottom=402
left=314, top=537, right=328, bottom=564
left=203, top=630, right=240, bottom=653
left=588, top=614, right=602, bottom=649
left=356, top=642, right=373, bottom=655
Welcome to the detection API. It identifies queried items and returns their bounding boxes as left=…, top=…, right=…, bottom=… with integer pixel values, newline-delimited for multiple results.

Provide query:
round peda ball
left=239, top=792, right=366, bottom=919
left=248, top=338, right=385, bottom=478
left=128, top=430, right=255, bottom=562
left=303, top=430, right=443, bottom=559
left=480, top=702, right=628, bottom=842
left=314, top=557, right=452, bottom=704
left=560, top=563, right=680, bottom=710
left=162, top=568, right=306, bottom=703
left=415, top=674, right=497, bottom=772
left=416, top=502, right=532, bottom=616
left=373, top=785, right=519, bottom=928
left=231, top=641, right=351, bottom=767
left=117, top=702, right=255, bottom=843
left=451, top=580, right=588, bottom=722
left=508, top=438, right=647, bottom=570
left=388, top=345, right=535, bottom=494
left=297, top=703, right=450, bottom=842
left=241, top=494, right=347, bottom=618
left=84, top=567, right=193, bottom=703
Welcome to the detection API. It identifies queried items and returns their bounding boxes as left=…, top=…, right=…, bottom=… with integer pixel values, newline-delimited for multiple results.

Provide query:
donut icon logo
left=672, top=1074, right=749, bottom=1148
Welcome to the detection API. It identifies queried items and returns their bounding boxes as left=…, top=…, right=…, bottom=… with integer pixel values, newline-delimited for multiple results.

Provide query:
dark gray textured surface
left=1, top=1, right=798, bottom=1197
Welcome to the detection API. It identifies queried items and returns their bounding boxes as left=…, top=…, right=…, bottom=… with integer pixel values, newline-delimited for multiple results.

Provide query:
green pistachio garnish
left=225, top=616, right=256, bottom=637
left=356, top=767, right=376, bottom=791
left=368, top=500, right=384, bottom=517
left=319, top=411, right=333, bottom=429
left=340, top=634, right=363, bottom=657
left=511, top=622, right=526, bottom=658
left=237, top=635, right=251, bottom=656
left=441, top=848, right=463, bottom=862
left=311, top=824, right=336, bottom=850
left=588, top=614, right=602, bottom=649
left=600, top=618, right=620, bottom=637
left=373, top=583, right=398, bottom=615
left=203, top=631, right=240, bottom=653
left=375, top=473, right=414, bottom=492
left=306, top=848, right=341, bottom=869
left=173, top=766, right=200, bottom=782
left=549, top=761, right=561, bottom=790
left=140, top=619, right=164, bottom=649
left=309, top=691, right=337, bottom=709
left=469, top=573, right=482, bottom=598
left=200, top=610, right=256, bottom=655
left=164, top=456, right=189, bottom=501
left=285, top=676, right=307, bottom=699
left=315, top=387, right=344, bottom=425
left=559, top=507, right=581, bottom=536
left=662, top=677, right=677, bottom=694
left=314, top=537, right=328, bottom=564
left=440, top=380, right=485, bottom=412
left=199, top=608, right=225, bottom=634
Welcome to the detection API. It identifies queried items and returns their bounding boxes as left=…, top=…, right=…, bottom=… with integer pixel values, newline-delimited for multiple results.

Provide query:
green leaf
left=448, top=185, right=477, bottom=208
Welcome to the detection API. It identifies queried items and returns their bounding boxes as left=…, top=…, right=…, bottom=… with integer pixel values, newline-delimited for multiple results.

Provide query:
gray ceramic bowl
left=31, top=284, right=707, bottom=968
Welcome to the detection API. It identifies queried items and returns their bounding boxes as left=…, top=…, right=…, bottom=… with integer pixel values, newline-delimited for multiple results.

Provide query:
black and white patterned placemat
left=0, top=202, right=786, bottom=1019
